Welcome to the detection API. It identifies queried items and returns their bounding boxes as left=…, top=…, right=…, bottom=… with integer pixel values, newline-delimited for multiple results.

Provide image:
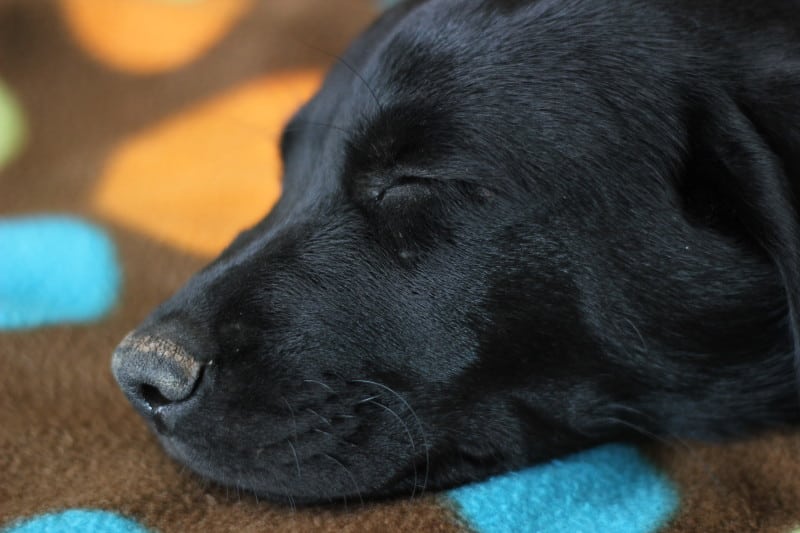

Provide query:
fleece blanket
left=1, top=1, right=799, bottom=531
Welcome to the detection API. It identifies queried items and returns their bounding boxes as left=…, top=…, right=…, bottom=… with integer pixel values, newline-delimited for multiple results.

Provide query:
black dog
left=112, top=0, right=800, bottom=504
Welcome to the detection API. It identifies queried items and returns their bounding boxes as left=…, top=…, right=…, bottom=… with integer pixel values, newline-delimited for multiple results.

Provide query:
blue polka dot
left=5, top=509, right=152, bottom=533
left=0, top=216, right=121, bottom=330
left=448, top=444, right=678, bottom=533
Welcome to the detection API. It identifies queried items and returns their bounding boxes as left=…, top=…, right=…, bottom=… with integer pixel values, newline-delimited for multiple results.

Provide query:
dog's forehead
left=281, top=0, right=645, bottom=203
left=281, top=55, right=476, bottom=198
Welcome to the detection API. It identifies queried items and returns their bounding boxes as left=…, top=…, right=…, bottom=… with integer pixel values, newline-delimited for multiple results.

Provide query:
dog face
left=112, top=0, right=800, bottom=503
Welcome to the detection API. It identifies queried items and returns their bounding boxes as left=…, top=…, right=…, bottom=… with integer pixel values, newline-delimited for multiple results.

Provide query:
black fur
left=113, top=0, right=800, bottom=504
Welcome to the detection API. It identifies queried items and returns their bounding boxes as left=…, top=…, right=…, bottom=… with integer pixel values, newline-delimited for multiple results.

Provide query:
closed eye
left=377, top=175, right=434, bottom=202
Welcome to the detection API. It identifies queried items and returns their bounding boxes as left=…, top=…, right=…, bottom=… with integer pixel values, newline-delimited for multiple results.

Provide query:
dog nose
left=111, top=327, right=206, bottom=419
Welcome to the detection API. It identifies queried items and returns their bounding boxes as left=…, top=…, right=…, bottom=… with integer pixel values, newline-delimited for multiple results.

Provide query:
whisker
left=366, top=400, right=416, bottom=452
left=606, top=403, right=693, bottom=453
left=368, top=399, right=419, bottom=499
left=303, top=378, right=336, bottom=393
left=220, top=118, right=361, bottom=151
left=306, top=407, right=332, bottom=426
left=323, top=453, right=365, bottom=506
left=287, top=440, right=302, bottom=479
left=605, top=415, right=684, bottom=450
left=289, top=37, right=384, bottom=113
left=282, top=396, right=299, bottom=440
left=355, top=395, right=382, bottom=405
left=350, top=379, right=431, bottom=495
left=624, top=318, right=648, bottom=355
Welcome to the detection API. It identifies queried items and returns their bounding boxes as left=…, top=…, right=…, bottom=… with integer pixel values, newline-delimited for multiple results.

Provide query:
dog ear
left=693, top=94, right=800, bottom=381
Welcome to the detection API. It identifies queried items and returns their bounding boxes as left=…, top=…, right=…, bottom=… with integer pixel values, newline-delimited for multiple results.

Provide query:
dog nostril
left=138, top=362, right=207, bottom=411
left=140, top=383, right=173, bottom=410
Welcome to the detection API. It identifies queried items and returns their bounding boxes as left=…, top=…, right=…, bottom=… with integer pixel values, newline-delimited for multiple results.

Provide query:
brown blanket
left=1, top=1, right=799, bottom=531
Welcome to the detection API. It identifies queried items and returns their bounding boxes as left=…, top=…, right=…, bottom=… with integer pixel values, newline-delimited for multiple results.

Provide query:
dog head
left=112, top=0, right=800, bottom=503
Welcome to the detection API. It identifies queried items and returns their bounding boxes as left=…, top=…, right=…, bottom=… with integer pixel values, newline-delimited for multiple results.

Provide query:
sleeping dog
left=111, top=0, right=800, bottom=504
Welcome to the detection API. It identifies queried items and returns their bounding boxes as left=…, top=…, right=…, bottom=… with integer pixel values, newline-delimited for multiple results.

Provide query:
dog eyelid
left=393, top=175, right=432, bottom=187
left=376, top=175, right=434, bottom=201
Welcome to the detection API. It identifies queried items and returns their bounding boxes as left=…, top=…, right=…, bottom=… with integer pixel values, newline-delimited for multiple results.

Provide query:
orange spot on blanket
left=92, top=69, right=322, bottom=256
left=58, top=0, right=253, bottom=74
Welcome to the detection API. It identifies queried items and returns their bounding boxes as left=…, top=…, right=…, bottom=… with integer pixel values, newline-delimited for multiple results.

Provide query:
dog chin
left=155, top=433, right=387, bottom=504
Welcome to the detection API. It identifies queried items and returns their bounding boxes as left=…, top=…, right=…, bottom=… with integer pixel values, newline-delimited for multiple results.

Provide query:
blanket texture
left=1, top=1, right=799, bottom=531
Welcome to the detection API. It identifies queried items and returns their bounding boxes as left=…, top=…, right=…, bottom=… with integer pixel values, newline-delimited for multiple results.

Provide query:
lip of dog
left=111, top=0, right=800, bottom=504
